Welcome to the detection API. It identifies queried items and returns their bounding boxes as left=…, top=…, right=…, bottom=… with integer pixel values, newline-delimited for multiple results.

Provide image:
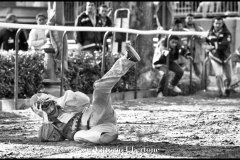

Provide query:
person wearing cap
left=184, top=13, right=205, bottom=79
left=152, top=35, right=192, bottom=97
left=28, top=13, right=47, bottom=52
left=30, top=43, right=141, bottom=144
left=0, top=14, right=28, bottom=51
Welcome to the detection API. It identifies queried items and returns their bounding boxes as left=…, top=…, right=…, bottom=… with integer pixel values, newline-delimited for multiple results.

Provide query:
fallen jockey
left=30, top=43, right=141, bottom=144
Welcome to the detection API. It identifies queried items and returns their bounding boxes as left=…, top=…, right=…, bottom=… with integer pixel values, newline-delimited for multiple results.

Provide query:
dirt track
left=0, top=89, right=240, bottom=158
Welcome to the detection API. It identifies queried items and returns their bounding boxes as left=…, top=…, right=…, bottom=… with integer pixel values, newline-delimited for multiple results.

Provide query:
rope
left=0, top=22, right=208, bottom=37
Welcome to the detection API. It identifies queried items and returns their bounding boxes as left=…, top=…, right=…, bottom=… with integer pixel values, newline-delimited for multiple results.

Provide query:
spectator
left=170, top=18, right=189, bottom=46
left=0, top=14, right=28, bottom=51
left=29, top=43, right=141, bottom=144
left=28, top=13, right=47, bottom=52
left=205, top=16, right=232, bottom=97
left=98, top=4, right=112, bottom=27
left=184, top=13, right=205, bottom=78
left=152, top=35, right=192, bottom=97
left=74, top=1, right=103, bottom=53
left=169, top=18, right=190, bottom=69
left=98, top=4, right=113, bottom=51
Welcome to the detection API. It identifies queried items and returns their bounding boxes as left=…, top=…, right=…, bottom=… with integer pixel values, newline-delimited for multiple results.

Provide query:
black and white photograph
left=0, top=1, right=240, bottom=158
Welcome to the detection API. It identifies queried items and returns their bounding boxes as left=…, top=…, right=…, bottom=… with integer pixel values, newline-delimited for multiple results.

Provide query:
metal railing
left=172, top=1, right=239, bottom=18
left=0, top=22, right=208, bottom=109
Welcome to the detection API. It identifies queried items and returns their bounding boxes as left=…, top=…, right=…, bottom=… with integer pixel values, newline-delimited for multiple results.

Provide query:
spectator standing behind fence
left=169, top=18, right=190, bottom=69
left=152, top=35, right=192, bottom=97
left=28, top=13, right=47, bottom=52
left=98, top=4, right=113, bottom=49
left=205, top=16, right=232, bottom=97
left=0, top=14, right=28, bottom=51
left=99, top=4, right=112, bottom=28
left=184, top=13, right=205, bottom=79
left=98, top=4, right=112, bottom=50
left=170, top=18, right=189, bottom=47
left=74, top=1, right=103, bottom=53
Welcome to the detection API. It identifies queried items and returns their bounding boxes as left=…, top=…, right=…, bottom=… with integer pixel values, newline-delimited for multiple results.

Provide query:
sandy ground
left=0, top=88, right=240, bottom=158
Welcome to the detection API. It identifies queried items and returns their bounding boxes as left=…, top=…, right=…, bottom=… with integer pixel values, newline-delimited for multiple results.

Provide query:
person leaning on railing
left=184, top=13, right=205, bottom=79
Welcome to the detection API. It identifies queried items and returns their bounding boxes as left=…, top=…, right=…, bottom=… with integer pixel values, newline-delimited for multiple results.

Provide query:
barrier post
left=134, top=34, right=139, bottom=99
left=101, top=31, right=112, bottom=76
left=163, top=35, right=171, bottom=96
left=14, top=29, right=22, bottom=110
left=189, top=36, right=194, bottom=94
left=202, top=51, right=209, bottom=90
left=189, top=57, right=193, bottom=94
left=41, top=38, right=61, bottom=97
left=60, top=30, right=67, bottom=96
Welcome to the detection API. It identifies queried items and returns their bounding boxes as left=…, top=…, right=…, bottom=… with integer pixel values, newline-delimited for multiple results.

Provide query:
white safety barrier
left=0, top=22, right=208, bottom=37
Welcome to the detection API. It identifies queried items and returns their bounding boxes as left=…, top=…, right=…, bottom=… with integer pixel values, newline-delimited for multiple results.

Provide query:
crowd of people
left=0, top=2, right=113, bottom=53
left=153, top=13, right=233, bottom=98
left=0, top=2, right=235, bottom=98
